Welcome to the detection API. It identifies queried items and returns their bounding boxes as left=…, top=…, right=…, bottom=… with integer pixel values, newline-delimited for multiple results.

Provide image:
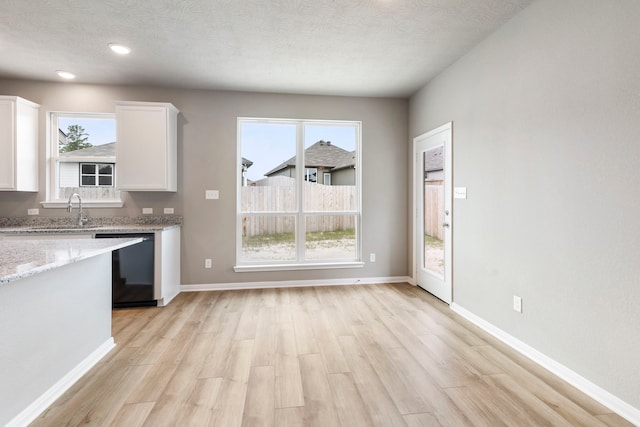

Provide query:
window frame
left=42, top=111, right=122, bottom=208
left=235, top=117, right=363, bottom=272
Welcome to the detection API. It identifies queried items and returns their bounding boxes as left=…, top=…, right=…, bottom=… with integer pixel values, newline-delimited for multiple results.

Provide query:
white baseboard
left=157, top=289, right=180, bottom=307
left=450, top=303, right=640, bottom=426
left=181, top=275, right=412, bottom=292
left=7, top=338, right=116, bottom=427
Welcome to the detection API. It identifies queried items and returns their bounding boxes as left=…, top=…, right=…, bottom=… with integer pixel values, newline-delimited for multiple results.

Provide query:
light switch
left=454, top=187, right=467, bottom=199
left=205, top=190, right=219, bottom=200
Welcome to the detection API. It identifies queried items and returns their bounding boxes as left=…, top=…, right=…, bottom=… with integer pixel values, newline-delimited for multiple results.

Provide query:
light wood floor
left=31, top=283, right=633, bottom=427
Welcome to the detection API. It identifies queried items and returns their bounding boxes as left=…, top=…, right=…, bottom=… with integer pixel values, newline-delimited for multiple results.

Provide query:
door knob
left=442, top=222, right=450, bottom=228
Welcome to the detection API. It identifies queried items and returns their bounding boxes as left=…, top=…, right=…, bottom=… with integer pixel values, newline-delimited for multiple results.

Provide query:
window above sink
left=43, top=112, right=123, bottom=208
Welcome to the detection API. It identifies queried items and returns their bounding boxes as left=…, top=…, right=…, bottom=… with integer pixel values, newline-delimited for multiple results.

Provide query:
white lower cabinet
left=155, top=227, right=181, bottom=306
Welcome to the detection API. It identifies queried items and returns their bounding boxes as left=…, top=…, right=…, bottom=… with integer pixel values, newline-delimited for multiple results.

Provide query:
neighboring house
left=59, top=142, right=116, bottom=188
left=58, top=128, right=67, bottom=147
left=241, top=157, right=253, bottom=186
left=264, top=140, right=356, bottom=185
left=424, top=145, right=443, bottom=182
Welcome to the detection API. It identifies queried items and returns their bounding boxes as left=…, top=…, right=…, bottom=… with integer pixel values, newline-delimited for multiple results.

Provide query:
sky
left=241, top=123, right=357, bottom=181
left=58, top=117, right=116, bottom=146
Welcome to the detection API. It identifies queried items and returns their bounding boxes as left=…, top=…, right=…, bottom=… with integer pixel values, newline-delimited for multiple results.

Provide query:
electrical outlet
left=205, top=190, right=219, bottom=200
left=142, top=207, right=153, bottom=214
left=27, top=208, right=39, bottom=215
left=164, top=207, right=174, bottom=214
left=513, top=295, right=523, bottom=313
left=204, top=258, right=212, bottom=269
left=370, top=253, right=376, bottom=262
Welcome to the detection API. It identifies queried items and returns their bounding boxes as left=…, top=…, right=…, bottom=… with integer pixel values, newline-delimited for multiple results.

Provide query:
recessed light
left=56, top=70, right=76, bottom=79
left=108, top=43, right=131, bottom=55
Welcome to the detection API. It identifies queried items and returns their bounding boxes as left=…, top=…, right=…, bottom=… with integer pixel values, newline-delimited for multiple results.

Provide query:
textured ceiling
left=0, top=0, right=535, bottom=97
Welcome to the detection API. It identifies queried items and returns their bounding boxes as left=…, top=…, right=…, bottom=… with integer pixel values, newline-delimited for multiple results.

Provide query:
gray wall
left=0, top=80, right=409, bottom=285
left=409, top=0, right=640, bottom=410
left=332, top=167, right=355, bottom=186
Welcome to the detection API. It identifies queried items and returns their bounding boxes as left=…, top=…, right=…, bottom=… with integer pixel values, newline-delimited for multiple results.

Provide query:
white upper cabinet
left=0, top=96, right=39, bottom=192
left=115, top=101, right=179, bottom=192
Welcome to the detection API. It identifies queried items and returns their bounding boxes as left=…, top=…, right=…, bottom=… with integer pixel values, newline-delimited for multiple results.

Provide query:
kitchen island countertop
left=0, top=237, right=143, bottom=285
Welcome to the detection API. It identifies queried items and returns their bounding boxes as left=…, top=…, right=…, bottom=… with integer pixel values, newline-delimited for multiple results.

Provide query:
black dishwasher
left=95, top=233, right=156, bottom=308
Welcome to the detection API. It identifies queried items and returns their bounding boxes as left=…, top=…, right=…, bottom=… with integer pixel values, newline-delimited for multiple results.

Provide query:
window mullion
left=296, top=122, right=305, bottom=262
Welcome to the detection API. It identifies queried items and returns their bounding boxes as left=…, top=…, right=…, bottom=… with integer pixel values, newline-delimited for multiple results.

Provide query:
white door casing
left=413, top=122, right=452, bottom=304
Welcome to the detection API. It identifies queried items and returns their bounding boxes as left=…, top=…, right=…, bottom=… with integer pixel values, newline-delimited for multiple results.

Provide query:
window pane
left=304, top=168, right=317, bottom=182
left=240, top=123, right=297, bottom=212
left=81, top=164, right=96, bottom=174
left=58, top=117, right=116, bottom=156
left=98, top=164, right=113, bottom=174
left=305, top=215, right=357, bottom=260
left=423, top=147, right=445, bottom=278
left=241, top=215, right=296, bottom=262
left=81, top=176, right=96, bottom=186
left=303, top=124, right=357, bottom=211
left=98, top=176, right=113, bottom=186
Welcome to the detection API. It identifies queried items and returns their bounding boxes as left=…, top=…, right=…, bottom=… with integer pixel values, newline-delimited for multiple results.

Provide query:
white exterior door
left=414, top=123, right=452, bottom=304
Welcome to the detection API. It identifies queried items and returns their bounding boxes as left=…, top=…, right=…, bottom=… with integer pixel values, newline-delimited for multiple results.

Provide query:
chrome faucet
left=67, top=193, right=88, bottom=226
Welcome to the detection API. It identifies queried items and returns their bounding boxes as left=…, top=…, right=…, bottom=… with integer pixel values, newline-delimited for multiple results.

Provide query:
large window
left=236, top=118, right=362, bottom=270
left=46, top=113, right=121, bottom=207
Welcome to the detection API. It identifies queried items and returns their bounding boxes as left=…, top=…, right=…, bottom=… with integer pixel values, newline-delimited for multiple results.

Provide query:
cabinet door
left=0, top=100, right=16, bottom=189
left=116, top=104, right=176, bottom=191
left=15, top=99, right=39, bottom=191
left=0, top=97, right=39, bottom=191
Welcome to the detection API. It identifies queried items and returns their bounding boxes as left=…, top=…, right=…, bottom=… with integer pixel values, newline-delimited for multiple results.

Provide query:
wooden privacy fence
left=60, top=186, right=119, bottom=200
left=424, top=182, right=444, bottom=240
left=241, top=177, right=356, bottom=237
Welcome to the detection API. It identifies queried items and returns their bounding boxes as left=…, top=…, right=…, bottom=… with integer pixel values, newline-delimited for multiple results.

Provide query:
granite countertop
left=0, top=238, right=143, bottom=285
left=0, top=215, right=182, bottom=235
left=0, top=223, right=180, bottom=235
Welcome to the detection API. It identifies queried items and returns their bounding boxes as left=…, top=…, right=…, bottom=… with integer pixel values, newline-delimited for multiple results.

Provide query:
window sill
left=234, top=262, right=364, bottom=273
left=41, top=200, right=124, bottom=209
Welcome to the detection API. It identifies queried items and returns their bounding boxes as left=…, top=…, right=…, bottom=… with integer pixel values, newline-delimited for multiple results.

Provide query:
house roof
left=265, top=140, right=355, bottom=176
left=60, top=142, right=116, bottom=157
